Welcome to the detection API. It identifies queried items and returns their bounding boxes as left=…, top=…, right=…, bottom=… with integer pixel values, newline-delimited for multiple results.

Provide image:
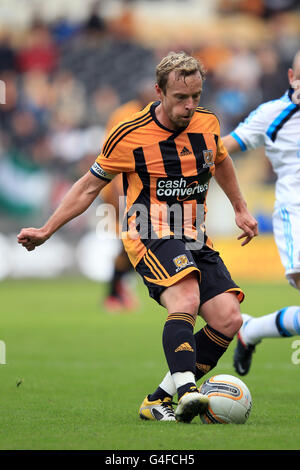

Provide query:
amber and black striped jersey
left=90, top=101, right=228, bottom=267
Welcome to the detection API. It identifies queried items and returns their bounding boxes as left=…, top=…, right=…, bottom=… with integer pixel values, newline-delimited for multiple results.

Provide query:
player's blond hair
left=156, top=51, right=206, bottom=94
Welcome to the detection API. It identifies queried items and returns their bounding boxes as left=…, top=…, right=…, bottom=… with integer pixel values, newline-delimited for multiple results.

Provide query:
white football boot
left=175, top=388, right=209, bottom=423
left=139, top=396, right=176, bottom=421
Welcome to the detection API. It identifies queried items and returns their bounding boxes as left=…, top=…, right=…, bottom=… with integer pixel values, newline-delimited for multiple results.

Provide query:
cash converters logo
left=156, top=176, right=209, bottom=203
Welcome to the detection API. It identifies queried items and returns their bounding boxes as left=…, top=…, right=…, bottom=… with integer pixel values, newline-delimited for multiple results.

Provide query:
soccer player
left=101, top=80, right=156, bottom=312
left=17, top=52, right=258, bottom=423
left=222, top=49, right=300, bottom=376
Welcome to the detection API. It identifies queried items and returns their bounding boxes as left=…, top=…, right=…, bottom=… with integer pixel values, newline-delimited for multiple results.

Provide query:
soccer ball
left=199, top=374, right=252, bottom=424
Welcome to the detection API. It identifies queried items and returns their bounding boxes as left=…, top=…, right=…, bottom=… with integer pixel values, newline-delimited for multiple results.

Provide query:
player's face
left=156, top=71, right=202, bottom=130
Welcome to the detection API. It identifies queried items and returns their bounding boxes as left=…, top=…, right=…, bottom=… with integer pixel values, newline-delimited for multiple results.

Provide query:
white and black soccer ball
left=199, top=374, right=252, bottom=424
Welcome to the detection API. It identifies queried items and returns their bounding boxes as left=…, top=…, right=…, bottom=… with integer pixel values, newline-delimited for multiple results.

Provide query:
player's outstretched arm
left=17, top=171, right=108, bottom=251
left=221, top=135, right=242, bottom=154
left=214, top=155, right=258, bottom=246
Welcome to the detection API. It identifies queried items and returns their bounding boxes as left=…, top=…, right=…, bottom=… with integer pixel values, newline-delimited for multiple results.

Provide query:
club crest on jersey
left=173, top=254, right=193, bottom=272
left=202, top=150, right=214, bottom=168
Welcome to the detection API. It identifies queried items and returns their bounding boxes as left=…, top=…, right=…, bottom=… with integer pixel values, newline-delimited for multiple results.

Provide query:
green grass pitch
left=1, top=277, right=300, bottom=450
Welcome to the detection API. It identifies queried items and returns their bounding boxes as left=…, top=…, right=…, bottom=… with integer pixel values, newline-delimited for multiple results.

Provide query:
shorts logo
left=202, top=150, right=214, bottom=168
left=173, top=254, right=193, bottom=272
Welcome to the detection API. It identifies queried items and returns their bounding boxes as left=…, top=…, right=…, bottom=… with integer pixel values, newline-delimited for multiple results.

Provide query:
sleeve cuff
left=230, top=131, right=247, bottom=151
left=90, top=168, right=112, bottom=182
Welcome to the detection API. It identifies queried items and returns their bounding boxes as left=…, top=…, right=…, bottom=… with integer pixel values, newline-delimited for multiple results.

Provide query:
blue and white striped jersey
left=231, top=90, right=300, bottom=209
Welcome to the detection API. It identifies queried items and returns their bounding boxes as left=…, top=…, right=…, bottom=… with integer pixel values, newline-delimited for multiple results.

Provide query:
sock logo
left=175, top=342, right=194, bottom=353
left=196, top=363, right=211, bottom=374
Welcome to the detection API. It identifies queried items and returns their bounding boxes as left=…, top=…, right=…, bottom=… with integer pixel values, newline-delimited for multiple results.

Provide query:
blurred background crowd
left=0, top=0, right=299, bottom=280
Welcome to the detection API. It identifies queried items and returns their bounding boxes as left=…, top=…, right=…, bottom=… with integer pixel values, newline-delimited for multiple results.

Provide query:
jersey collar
left=287, top=87, right=300, bottom=108
left=150, top=101, right=188, bottom=139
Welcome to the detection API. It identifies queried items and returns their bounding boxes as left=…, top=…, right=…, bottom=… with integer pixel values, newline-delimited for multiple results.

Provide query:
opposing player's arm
left=214, top=155, right=258, bottom=246
left=17, top=171, right=109, bottom=251
left=221, top=135, right=242, bottom=154
left=223, top=104, right=267, bottom=154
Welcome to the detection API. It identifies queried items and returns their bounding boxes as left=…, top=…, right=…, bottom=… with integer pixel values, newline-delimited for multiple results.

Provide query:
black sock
left=162, top=312, right=196, bottom=375
left=148, top=386, right=172, bottom=402
left=109, top=269, right=124, bottom=297
left=194, top=324, right=232, bottom=381
left=108, top=250, right=134, bottom=297
left=177, top=383, right=198, bottom=401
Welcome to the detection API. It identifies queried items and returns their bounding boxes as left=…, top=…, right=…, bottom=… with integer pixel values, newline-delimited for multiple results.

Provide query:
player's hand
left=235, top=210, right=258, bottom=246
left=17, top=228, right=49, bottom=251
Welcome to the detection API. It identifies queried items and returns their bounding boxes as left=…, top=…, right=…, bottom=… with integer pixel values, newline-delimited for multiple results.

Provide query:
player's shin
left=162, top=312, right=197, bottom=399
left=194, top=324, right=232, bottom=381
left=150, top=323, right=233, bottom=398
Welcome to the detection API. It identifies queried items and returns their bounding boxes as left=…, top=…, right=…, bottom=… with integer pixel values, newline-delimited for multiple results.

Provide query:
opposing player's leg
left=233, top=207, right=300, bottom=375
left=273, top=205, right=300, bottom=294
left=234, top=306, right=300, bottom=375
left=273, top=205, right=300, bottom=291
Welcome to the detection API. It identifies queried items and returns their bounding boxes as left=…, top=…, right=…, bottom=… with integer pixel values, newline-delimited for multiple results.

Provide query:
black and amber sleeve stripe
left=103, top=110, right=153, bottom=158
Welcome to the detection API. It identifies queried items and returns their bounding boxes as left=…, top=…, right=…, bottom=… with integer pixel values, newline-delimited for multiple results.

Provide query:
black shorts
left=135, top=237, right=244, bottom=307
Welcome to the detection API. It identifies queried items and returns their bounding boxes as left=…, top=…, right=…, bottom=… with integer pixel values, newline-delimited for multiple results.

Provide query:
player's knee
left=232, top=311, right=243, bottom=335
left=170, top=289, right=200, bottom=317
left=162, top=274, right=200, bottom=316
left=222, top=305, right=242, bottom=338
left=181, top=291, right=200, bottom=316
left=177, top=275, right=200, bottom=316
